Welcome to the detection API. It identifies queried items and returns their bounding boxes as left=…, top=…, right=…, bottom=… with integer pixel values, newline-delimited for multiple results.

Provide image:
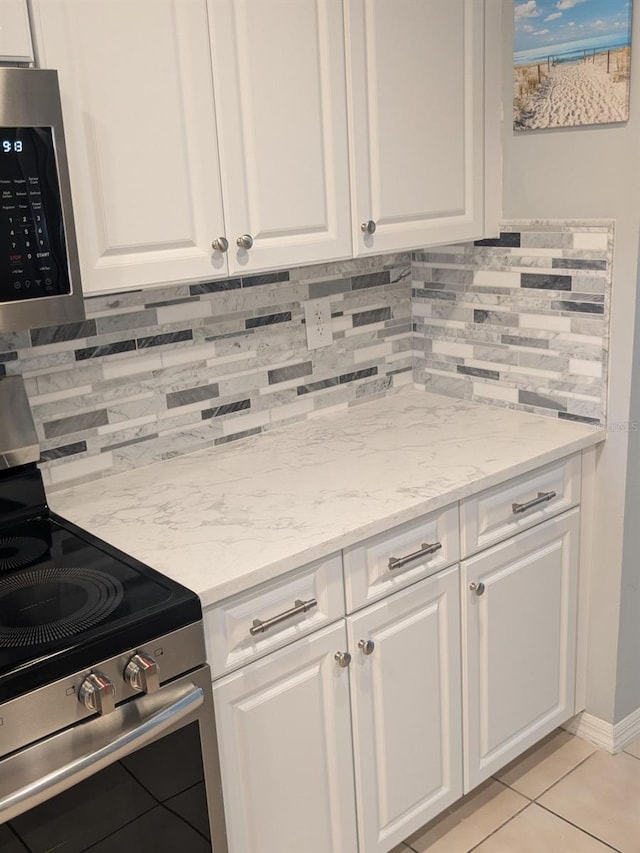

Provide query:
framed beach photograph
left=514, top=0, right=633, bottom=131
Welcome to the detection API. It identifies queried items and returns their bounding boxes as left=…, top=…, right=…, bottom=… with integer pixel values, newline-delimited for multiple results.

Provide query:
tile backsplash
left=1, top=220, right=612, bottom=491
left=1, top=254, right=412, bottom=489
left=412, top=219, right=612, bottom=425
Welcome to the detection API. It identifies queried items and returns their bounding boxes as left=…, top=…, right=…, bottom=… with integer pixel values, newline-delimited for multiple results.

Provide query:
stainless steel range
left=0, top=377, right=227, bottom=853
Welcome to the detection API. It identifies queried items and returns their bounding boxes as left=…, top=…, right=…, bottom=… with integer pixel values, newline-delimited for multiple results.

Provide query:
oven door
left=0, top=665, right=227, bottom=853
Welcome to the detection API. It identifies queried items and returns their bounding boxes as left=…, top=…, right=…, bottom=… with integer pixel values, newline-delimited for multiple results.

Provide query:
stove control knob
left=79, top=672, right=116, bottom=716
left=124, top=652, right=160, bottom=694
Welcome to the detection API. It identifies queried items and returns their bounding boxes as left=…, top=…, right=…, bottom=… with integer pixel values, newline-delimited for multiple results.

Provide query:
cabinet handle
left=236, top=234, right=254, bottom=250
left=469, top=582, right=485, bottom=596
left=249, top=598, right=318, bottom=636
left=360, top=219, right=376, bottom=235
left=211, top=237, right=229, bottom=253
left=334, top=651, right=352, bottom=668
left=388, top=541, right=442, bottom=571
left=512, top=490, right=557, bottom=515
left=358, top=639, right=375, bottom=656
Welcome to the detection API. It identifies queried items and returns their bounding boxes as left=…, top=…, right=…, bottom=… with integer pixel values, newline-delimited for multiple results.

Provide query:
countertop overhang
left=49, top=389, right=604, bottom=607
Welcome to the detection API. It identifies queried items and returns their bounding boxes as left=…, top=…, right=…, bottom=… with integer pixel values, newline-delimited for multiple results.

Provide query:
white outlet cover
left=304, top=298, right=333, bottom=350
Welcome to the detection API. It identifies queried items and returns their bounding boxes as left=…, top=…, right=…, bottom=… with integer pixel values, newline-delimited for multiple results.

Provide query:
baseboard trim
left=564, top=706, right=640, bottom=754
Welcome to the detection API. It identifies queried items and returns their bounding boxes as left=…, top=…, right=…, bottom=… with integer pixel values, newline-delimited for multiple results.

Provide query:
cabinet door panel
left=347, top=0, right=484, bottom=254
left=347, top=567, right=462, bottom=853
left=462, top=509, right=579, bottom=791
left=0, top=0, right=33, bottom=61
left=213, top=622, right=357, bottom=853
left=208, top=0, right=351, bottom=273
left=31, top=0, right=227, bottom=293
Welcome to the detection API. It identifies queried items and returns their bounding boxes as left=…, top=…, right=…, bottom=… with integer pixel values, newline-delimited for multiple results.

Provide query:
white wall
left=501, top=0, right=640, bottom=724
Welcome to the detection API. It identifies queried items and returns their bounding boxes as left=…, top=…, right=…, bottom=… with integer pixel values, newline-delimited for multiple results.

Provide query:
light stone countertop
left=49, top=389, right=604, bottom=608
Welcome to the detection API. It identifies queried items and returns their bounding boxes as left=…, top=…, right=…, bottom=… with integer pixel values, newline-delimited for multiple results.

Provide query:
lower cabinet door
left=347, top=566, right=463, bottom=853
left=462, top=509, right=580, bottom=792
left=212, top=621, right=358, bottom=853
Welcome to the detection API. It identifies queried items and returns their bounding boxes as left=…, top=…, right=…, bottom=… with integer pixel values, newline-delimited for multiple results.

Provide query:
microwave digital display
left=0, top=127, right=71, bottom=304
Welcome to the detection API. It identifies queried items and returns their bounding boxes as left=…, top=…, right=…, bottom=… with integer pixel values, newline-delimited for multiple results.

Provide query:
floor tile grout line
left=622, top=747, right=640, bottom=762
left=465, top=799, right=531, bottom=852
left=535, top=801, right=623, bottom=852
left=529, top=748, right=600, bottom=801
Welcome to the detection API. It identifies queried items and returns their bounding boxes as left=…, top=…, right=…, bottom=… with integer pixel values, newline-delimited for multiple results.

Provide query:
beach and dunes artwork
left=514, top=0, right=633, bottom=130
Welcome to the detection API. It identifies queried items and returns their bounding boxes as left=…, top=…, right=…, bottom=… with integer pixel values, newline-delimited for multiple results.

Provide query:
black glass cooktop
left=0, top=466, right=201, bottom=702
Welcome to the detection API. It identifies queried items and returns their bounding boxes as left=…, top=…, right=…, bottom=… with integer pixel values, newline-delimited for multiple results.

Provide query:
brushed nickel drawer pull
left=388, top=541, right=442, bottom=571
left=512, top=490, right=557, bottom=515
left=249, top=598, right=318, bottom=636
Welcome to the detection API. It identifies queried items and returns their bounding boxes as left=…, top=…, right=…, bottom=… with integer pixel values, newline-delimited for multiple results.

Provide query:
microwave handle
left=0, top=684, right=203, bottom=824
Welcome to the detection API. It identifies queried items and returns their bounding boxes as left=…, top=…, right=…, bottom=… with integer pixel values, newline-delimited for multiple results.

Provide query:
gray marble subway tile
left=457, top=365, right=501, bottom=380
left=31, top=320, right=97, bottom=347
left=75, top=340, right=137, bottom=361
left=201, top=398, right=251, bottom=419
left=189, top=279, right=242, bottom=295
left=501, top=334, right=550, bottom=349
left=297, top=377, right=340, bottom=395
left=100, top=433, right=159, bottom=452
left=95, top=309, right=158, bottom=335
left=242, top=271, right=290, bottom=288
left=137, top=330, right=194, bottom=348
left=558, top=411, right=601, bottom=425
left=339, top=366, right=378, bottom=384
left=0, top=330, right=30, bottom=352
left=309, top=278, right=352, bottom=298
left=412, top=288, right=457, bottom=301
left=552, top=257, right=607, bottom=270
left=519, top=232, right=573, bottom=249
left=552, top=300, right=605, bottom=314
left=519, top=390, right=568, bottom=411
left=268, top=361, right=312, bottom=385
left=518, top=352, right=570, bottom=372
left=352, top=307, right=392, bottom=327
left=473, top=346, right=519, bottom=365
left=44, top=409, right=109, bottom=439
left=166, top=382, right=220, bottom=409
left=245, top=312, right=292, bottom=329
left=39, top=440, right=88, bottom=461
left=521, top=273, right=572, bottom=290
left=351, top=271, right=392, bottom=290
left=571, top=318, right=605, bottom=335
left=571, top=276, right=607, bottom=293
left=0, top=350, right=18, bottom=363
left=214, top=426, right=263, bottom=446
left=474, top=232, right=521, bottom=247
left=473, top=310, right=519, bottom=326
left=355, top=376, right=393, bottom=398
left=0, top=364, right=5, bottom=377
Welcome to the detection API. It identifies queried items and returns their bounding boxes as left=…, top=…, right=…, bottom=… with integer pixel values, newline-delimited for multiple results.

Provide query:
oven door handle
left=0, top=683, right=204, bottom=824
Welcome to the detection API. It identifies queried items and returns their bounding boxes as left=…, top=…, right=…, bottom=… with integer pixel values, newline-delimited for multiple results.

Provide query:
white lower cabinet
left=212, top=621, right=358, bottom=853
left=347, top=566, right=462, bottom=853
left=462, top=508, right=580, bottom=791
left=211, top=456, right=584, bottom=852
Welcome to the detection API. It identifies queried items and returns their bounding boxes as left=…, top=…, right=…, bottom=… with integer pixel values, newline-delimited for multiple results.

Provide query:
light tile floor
left=393, top=729, right=640, bottom=852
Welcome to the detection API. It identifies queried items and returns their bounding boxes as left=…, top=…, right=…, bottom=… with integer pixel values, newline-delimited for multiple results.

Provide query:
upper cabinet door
left=0, top=0, right=34, bottom=62
left=347, top=0, right=486, bottom=255
left=208, top=0, right=352, bottom=274
left=30, top=0, right=228, bottom=294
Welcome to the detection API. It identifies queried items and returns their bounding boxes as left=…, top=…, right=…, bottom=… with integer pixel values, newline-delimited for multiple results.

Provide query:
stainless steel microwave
left=0, top=68, right=84, bottom=333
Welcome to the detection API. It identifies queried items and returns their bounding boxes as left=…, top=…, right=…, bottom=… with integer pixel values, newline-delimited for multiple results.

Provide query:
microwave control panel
left=0, top=127, right=71, bottom=304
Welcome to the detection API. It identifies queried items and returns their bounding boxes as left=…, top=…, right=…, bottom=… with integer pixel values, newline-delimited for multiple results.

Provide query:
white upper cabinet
left=207, top=0, right=352, bottom=274
left=0, top=0, right=34, bottom=62
left=346, top=0, right=491, bottom=255
left=30, top=0, right=228, bottom=293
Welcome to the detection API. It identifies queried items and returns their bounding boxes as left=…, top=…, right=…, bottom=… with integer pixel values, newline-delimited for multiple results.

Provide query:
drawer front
left=204, top=552, right=344, bottom=679
left=460, top=453, right=581, bottom=558
left=344, top=503, right=459, bottom=613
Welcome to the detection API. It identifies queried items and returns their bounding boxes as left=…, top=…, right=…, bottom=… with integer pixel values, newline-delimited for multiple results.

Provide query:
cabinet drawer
left=344, top=504, right=459, bottom=613
left=204, top=553, right=344, bottom=679
left=460, top=453, right=581, bottom=558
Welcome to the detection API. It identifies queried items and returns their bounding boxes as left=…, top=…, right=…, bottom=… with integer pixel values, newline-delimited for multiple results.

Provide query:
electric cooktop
left=0, top=464, right=201, bottom=703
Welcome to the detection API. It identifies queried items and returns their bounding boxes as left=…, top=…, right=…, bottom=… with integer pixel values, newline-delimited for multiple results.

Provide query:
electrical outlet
left=304, top=298, right=333, bottom=350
